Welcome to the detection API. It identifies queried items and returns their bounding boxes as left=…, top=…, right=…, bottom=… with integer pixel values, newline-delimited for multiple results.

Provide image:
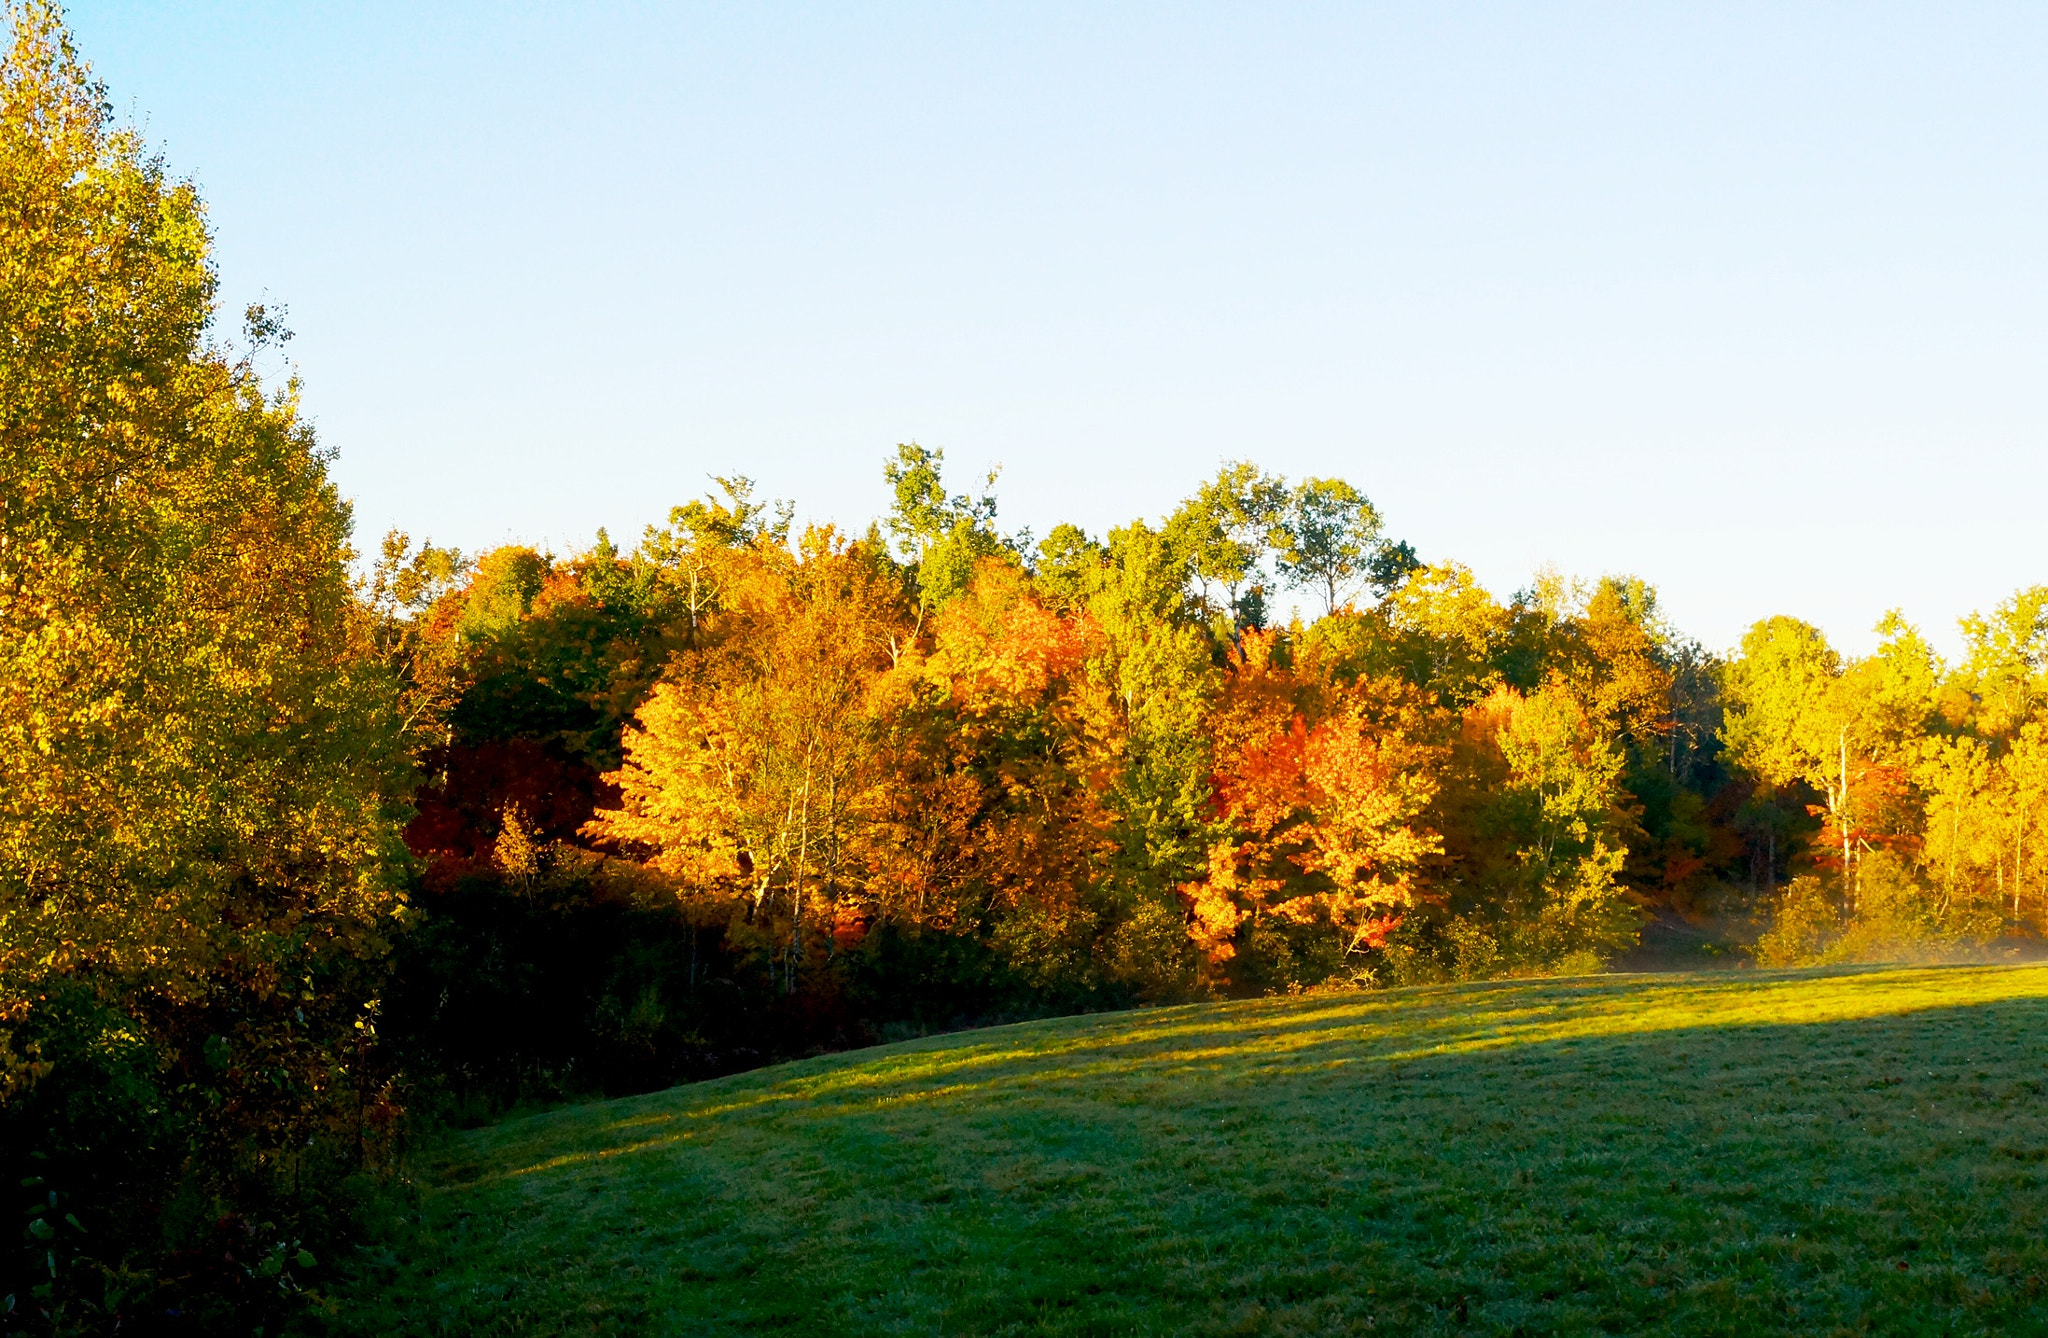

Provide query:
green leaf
left=27, top=1218, right=54, bottom=1241
left=63, top=1214, right=83, bottom=1234
left=295, top=1248, right=316, bottom=1269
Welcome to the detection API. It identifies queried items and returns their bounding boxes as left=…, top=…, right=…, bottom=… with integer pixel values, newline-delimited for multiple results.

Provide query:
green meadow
left=340, top=965, right=2048, bottom=1336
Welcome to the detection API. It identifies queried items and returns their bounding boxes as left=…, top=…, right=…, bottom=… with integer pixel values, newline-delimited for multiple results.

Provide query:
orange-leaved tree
left=889, top=560, right=1123, bottom=986
left=1181, top=629, right=1443, bottom=991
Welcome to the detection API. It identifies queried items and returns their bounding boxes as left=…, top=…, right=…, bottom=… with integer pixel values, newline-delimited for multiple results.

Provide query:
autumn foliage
left=392, top=458, right=1698, bottom=1040
left=1184, top=630, right=1441, bottom=988
left=12, top=6, right=2048, bottom=1331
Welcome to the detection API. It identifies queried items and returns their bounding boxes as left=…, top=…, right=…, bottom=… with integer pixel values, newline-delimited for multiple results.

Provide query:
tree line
left=3, top=4, right=2045, bottom=1331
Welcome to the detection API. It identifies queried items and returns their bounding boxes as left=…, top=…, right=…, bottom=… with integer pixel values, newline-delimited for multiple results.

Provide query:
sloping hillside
left=341, top=966, right=2048, bottom=1335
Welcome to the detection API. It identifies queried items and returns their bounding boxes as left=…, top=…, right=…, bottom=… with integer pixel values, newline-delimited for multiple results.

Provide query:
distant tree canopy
left=380, top=461, right=1658, bottom=1002
left=391, top=445, right=2048, bottom=1017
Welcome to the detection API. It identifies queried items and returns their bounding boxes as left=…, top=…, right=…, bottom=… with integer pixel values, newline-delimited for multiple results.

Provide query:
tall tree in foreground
left=0, top=5, right=412, bottom=1326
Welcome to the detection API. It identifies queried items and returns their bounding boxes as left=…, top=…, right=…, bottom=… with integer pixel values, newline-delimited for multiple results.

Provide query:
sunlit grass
left=337, top=965, right=2048, bottom=1335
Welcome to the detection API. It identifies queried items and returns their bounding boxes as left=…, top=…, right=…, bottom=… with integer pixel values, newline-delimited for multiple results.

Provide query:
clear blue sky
left=65, top=2, right=2048, bottom=656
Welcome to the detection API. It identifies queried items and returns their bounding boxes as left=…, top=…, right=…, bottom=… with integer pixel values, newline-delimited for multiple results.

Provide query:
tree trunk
left=1840, top=728, right=1855, bottom=913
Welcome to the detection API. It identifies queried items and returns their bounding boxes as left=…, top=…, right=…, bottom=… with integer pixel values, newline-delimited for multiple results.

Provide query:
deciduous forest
left=4, top=5, right=2047, bottom=1333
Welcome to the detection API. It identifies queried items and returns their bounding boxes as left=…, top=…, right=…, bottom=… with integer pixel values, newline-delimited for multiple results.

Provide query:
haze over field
left=65, top=1, right=2048, bottom=656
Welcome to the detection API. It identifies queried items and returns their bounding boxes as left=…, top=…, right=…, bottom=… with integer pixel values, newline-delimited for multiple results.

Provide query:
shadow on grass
left=459, top=963, right=2048, bottom=1182
left=358, top=965, right=2048, bottom=1337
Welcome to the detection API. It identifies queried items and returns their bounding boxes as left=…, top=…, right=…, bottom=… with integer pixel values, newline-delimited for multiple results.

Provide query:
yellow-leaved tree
left=1, top=3, right=413, bottom=1322
left=587, top=531, right=914, bottom=994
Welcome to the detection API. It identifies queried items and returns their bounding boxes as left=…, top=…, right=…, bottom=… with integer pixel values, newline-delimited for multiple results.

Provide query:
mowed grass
left=341, top=965, right=2048, bottom=1336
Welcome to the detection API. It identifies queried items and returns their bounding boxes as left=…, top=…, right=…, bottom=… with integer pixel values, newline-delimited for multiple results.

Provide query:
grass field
left=337, top=965, right=2048, bottom=1335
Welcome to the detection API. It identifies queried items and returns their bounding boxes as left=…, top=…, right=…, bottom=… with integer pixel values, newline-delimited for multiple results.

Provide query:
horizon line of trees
left=5, top=3, right=2047, bottom=1331
left=387, top=453, right=2048, bottom=1002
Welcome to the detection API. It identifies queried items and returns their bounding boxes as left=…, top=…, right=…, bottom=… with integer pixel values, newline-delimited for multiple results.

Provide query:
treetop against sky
left=58, top=1, right=2048, bottom=659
